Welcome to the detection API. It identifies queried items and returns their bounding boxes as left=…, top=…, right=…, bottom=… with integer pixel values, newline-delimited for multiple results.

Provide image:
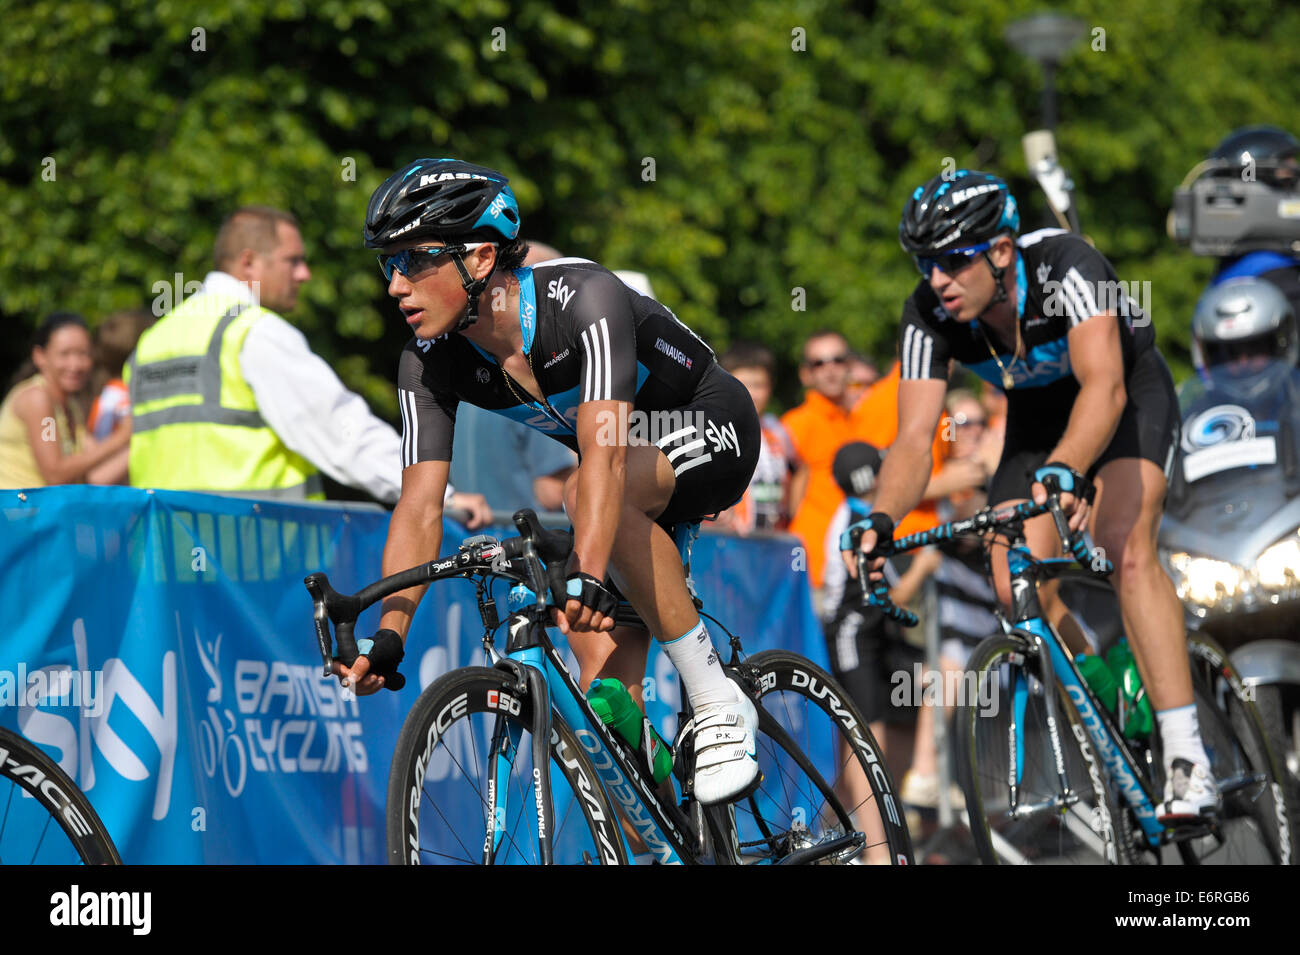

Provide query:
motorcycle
left=1160, top=356, right=1300, bottom=804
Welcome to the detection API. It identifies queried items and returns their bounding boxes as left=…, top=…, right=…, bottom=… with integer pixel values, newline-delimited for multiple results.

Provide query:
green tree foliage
left=2, top=0, right=1297, bottom=414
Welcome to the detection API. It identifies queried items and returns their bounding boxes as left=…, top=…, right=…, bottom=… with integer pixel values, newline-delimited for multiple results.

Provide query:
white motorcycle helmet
left=1192, top=277, right=1299, bottom=400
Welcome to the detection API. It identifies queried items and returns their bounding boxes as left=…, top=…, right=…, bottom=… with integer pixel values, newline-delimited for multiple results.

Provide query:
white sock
left=1157, top=704, right=1211, bottom=768
left=661, top=620, right=732, bottom=709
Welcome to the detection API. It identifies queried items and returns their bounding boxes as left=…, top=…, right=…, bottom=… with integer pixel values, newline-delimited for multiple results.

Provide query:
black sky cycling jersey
left=898, top=229, right=1156, bottom=395
left=396, top=258, right=720, bottom=461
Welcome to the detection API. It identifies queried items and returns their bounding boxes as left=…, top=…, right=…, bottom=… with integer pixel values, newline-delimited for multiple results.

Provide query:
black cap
left=833, top=441, right=884, bottom=498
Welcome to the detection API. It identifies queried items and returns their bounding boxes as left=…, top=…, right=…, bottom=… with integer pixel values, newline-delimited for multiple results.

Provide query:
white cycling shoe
left=1158, top=758, right=1221, bottom=823
left=689, top=678, right=760, bottom=806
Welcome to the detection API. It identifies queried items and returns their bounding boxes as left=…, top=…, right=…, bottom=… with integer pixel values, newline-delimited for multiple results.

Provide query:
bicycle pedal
left=1162, top=815, right=1220, bottom=844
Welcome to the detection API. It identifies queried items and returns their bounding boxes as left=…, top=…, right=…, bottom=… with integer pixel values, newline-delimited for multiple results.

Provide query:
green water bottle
left=587, top=678, right=674, bottom=785
left=1075, top=653, right=1119, bottom=714
left=1105, top=640, right=1153, bottom=740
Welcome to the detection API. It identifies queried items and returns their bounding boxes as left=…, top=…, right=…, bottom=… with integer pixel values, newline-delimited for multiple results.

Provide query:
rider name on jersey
left=654, top=337, right=693, bottom=369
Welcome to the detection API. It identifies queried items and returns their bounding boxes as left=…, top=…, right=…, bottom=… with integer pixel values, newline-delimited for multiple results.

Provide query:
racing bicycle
left=0, top=725, right=121, bottom=864
left=852, top=493, right=1294, bottom=865
left=306, top=509, right=913, bottom=865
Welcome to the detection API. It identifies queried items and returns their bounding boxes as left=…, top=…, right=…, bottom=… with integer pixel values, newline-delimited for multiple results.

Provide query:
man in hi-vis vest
left=126, top=205, right=490, bottom=519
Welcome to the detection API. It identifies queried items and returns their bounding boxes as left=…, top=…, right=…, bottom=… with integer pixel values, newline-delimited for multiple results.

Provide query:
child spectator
left=822, top=441, right=941, bottom=790
left=714, top=342, right=797, bottom=534
left=88, top=310, right=154, bottom=442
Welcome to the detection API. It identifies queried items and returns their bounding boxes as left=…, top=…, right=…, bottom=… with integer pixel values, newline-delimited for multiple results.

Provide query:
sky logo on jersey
left=547, top=277, right=575, bottom=310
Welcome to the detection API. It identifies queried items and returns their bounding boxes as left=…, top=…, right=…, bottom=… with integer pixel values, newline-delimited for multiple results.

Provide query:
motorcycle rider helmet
left=1207, top=126, right=1300, bottom=190
left=1192, top=277, right=1299, bottom=400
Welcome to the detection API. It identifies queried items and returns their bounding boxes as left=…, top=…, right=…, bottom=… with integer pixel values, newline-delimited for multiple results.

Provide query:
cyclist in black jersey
left=333, top=158, right=762, bottom=806
left=845, top=169, right=1220, bottom=823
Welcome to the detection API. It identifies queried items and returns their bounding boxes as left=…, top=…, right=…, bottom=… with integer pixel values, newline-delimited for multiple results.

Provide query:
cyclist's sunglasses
left=914, top=239, right=996, bottom=279
left=377, top=242, right=488, bottom=281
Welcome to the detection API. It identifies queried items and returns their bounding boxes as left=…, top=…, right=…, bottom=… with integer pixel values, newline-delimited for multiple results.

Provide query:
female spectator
left=0, top=313, right=130, bottom=488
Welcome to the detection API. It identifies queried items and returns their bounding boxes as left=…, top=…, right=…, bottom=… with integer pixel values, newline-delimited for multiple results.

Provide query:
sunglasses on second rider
left=913, top=239, right=997, bottom=280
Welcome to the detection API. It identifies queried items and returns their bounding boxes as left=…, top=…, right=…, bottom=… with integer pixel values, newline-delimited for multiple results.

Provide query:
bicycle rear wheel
left=957, top=635, right=1123, bottom=865
left=386, top=667, right=627, bottom=865
left=0, top=726, right=121, bottom=865
left=1175, top=637, right=1294, bottom=865
left=729, top=650, right=913, bottom=864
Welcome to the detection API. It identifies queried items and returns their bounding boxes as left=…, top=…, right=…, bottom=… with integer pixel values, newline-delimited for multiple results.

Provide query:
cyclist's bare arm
left=334, top=459, right=449, bottom=694
left=557, top=398, right=627, bottom=634
left=844, top=375, right=948, bottom=579
left=1036, top=314, right=1127, bottom=529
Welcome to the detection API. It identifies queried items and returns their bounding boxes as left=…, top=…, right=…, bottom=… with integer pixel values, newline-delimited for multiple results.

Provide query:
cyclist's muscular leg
left=560, top=445, right=696, bottom=690
left=1091, top=458, right=1192, bottom=711
left=989, top=499, right=1092, bottom=655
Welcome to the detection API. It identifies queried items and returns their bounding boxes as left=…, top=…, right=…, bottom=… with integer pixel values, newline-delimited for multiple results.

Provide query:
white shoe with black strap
left=689, top=678, right=760, bottom=806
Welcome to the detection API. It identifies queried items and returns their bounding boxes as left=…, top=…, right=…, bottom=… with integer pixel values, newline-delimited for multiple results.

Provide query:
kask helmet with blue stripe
left=363, top=158, right=520, bottom=249
left=898, top=170, right=1019, bottom=255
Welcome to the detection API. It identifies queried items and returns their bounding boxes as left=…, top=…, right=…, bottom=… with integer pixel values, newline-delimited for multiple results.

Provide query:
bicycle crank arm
left=1005, top=791, right=1080, bottom=820
left=775, top=831, right=866, bottom=865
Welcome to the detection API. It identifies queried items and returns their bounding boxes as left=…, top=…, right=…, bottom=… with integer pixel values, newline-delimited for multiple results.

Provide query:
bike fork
left=483, top=655, right=556, bottom=865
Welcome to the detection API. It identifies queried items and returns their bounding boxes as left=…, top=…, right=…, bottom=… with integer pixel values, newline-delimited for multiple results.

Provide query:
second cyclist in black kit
left=334, top=158, right=762, bottom=806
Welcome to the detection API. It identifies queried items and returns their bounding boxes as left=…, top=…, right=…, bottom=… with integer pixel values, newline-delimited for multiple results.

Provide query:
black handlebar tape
left=335, top=620, right=359, bottom=666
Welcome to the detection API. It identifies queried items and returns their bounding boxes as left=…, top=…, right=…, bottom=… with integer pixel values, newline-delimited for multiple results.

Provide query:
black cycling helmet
left=364, top=158, right=520, bottom=248
left=1207, top=126, right=1300, bottom=188
left=899, top=170, right=1020, bottom=255
left=365, top=158, right=521, bottom=330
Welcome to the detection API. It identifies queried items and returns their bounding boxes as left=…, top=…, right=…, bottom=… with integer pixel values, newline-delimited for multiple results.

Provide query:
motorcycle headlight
left=1257, top=533, right=1300, bottom=593
left=1167, top=552, right=1248, bottom=608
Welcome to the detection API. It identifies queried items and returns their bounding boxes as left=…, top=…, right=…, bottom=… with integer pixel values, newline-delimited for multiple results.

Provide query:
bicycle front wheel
left=386, top=666, right=628, bottom=865
left=731, top=650, right=914, bottom=865
left=0, top=726, right=121, bottom=864
left=1176, top=637, right=1294, bottom=865
left=957, top=635, right=1123, bottom=865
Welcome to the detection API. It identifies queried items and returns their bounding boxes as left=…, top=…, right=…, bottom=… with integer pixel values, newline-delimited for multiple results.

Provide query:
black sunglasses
left=805, top=354, right=849, bottom=369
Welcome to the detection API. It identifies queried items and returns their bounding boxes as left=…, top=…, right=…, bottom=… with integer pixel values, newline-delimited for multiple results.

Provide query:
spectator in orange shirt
left=782, top=330, right=856, bottom=598
left=844, top=352, right=881, bottom=409
left=851, top=360, right=986, bottom=538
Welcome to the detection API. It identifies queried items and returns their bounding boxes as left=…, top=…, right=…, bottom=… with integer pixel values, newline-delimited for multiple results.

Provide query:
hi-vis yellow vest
left=124, top=289, right=323, bottom=500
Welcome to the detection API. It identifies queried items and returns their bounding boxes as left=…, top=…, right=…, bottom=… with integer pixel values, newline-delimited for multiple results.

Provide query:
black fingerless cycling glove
left=355, top=628, right=406, bottom=691
left=565, top=573, right=619, bottom=618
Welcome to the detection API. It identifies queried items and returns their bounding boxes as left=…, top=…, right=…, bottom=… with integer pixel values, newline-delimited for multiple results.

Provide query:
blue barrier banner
left=0, top=486, right=823, bottom=863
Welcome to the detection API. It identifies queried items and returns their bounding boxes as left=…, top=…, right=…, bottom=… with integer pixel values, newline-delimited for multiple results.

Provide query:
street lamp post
left=1005, top=13, right=1087, bottom=132
left=1005, top=13, right=1088, bottom=232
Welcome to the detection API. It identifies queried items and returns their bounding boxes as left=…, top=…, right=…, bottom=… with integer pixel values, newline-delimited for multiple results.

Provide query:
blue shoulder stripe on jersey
left=1015, top=250, right=1027, bottom=319
left=1212, top=251, right=1300, bottom=285
left=513, top=267, right=537, bottom=354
